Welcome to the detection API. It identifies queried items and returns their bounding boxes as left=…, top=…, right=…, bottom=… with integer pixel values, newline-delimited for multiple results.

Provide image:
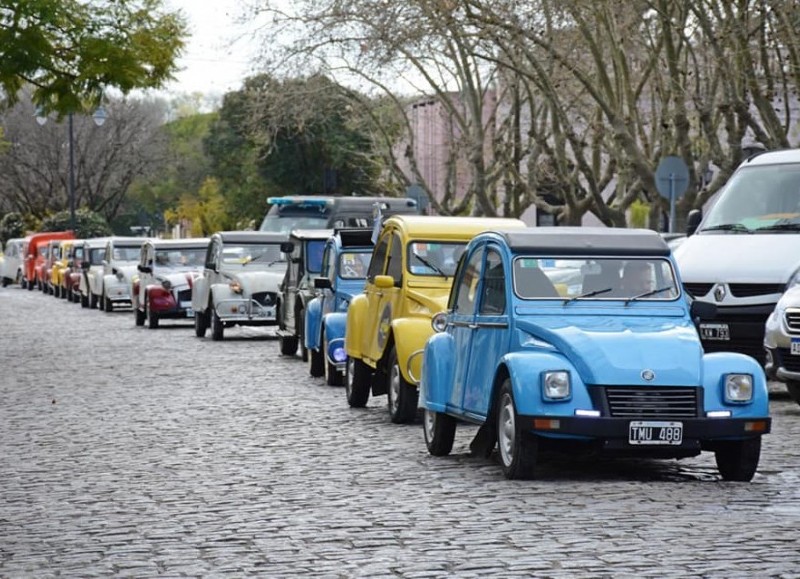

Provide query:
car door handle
left=468, top=323, right=478, bottom=329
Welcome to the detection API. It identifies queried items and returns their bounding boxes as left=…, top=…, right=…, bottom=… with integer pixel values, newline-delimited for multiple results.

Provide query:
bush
left=0, top=212, right=26, bottom=244
left=40, top=209, right=113, bottom=239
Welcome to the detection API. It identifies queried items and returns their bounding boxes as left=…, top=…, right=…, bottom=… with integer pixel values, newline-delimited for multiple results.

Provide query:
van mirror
left=686, top=210, right=702, bottom=236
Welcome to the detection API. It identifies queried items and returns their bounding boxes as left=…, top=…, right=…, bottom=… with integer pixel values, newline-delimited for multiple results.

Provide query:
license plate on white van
left=699, top=323, right=729, bottom=341
left=791, top=339, right=800, bottom=355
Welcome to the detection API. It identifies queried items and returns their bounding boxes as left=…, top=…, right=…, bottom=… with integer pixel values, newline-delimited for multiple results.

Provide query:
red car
left=23, top=232, right=74, bottom=291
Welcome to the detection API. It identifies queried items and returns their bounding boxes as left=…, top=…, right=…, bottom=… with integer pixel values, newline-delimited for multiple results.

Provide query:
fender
left=420, top=332, right=455, bottom=412
left=305, top=297, right=323, bottom=351
left=323, top=312, right=347, bottom=360
left=390, top=317, right=436, bottom=385
left=191, top=274, right=210, bottom=312
left=344, top=293, right=369, bottom=359
left=210, top=282, right=235, bottom=309
left=701, top=352, right=770, bottom=418
left=501, top=351, right=590, bottom=417
left=147, top=284, right=176, bottom=312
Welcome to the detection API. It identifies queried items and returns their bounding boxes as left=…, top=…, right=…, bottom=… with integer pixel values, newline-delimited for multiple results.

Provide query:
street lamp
left=35, top=106, right=108, bottom=232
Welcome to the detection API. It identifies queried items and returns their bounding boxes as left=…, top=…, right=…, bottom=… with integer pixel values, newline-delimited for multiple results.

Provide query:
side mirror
left=690, top=300, right=716, bottom=321
left=374, top=275, right=395, bottom=289
left=314, top=277, right=332, bottom=290
left=138, top=265, right=152, bottom=274
left=686, top=209, right=702, bottom=236
left=280, top=242, right=294, bottom=254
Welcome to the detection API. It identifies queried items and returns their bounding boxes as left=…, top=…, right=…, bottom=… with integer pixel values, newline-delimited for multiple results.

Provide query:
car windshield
left=407, top=242, right=465, bottom=277
left=221, top=243, right=284, bottom=267
left=306, top=240, right=326, bottom=273
left=702, top=164, right=800, bottom=232
left=89, top=248, right=106, bottom=265
left=513, top=257, right=680, bottom=301
left=113, top=246, right=141, bottom=262
left=154, top=248, right=206, bottom=268
left=339, top=251, right=371, bottom=279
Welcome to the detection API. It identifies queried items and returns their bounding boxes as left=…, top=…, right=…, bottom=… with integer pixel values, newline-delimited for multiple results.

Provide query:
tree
left=0, top=211, right=25, bottom=243
left=0, top=0, right=187, bottom=115
left=40, top=208, right=112, bottom=238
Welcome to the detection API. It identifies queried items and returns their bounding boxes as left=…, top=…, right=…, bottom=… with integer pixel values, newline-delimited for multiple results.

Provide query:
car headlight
left=161, top=279, right=172, bottom=290
left=542, top=371, right=571, bottom=401
left=230, top=281, right=243, bottom=294
left=724, top=374, right=753, bottom=403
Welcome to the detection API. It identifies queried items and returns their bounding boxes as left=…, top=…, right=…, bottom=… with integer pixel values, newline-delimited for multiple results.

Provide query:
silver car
left=764, top=285, right=800, bottom=405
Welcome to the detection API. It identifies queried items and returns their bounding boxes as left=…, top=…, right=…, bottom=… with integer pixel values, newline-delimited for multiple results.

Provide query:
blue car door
left=462, top=247, right=510, bottom=416
left=447, top=245, right=485, bottom=411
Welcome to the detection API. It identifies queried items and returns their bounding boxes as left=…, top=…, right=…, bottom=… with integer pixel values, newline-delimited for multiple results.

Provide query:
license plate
left=699, top=322, right=729, bottom=341
left=792, top=339, right=800, bottom=355
left=628, top=421, right=683, bottom=445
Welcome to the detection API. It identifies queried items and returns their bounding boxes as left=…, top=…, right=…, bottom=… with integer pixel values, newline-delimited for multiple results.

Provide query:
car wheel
left=497, top=379, right=538, bottom=480
left=346, top=357, right=371, bottom=407
left=90, top=293, right=98, bottom=309
left=387, top=346, right=419, bottom=424
left=715, top=437, right=761, bottom=482
left=21, top=278, right=28, bottom=290
left=324, top=330, right=343, bottom=386
left=61, top=286, right=68, bottom=299
left=1, top=278, right=7, bottom=288
left=299, top=309, right=308, bottom=362
left=423, top=408, right=456, bottom=456
left=785, top=381, right=800, bottom=406
left=103, top=294, right=113, bottom=312
left=280, top=335, right=298, bottom=356
left=309, top=345, right=324, bottom=378
left=210, top=308, right=224, bottom=341
left=135, top=304, right=146, bottom=326
left=146, top=301, right=159, bottom=329
left=194, top=310, right=208, bottom=338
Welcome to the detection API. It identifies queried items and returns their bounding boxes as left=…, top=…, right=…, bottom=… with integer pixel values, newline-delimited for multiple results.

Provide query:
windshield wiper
left=412, top=253, right=447, bottom=278
left=754, top=223, right=800, bottom=232
left=624, top=285, right=675, bottom=305
left=700, top=223, right=752, bottom=233
left=565, top=287, right=613, bottom=304
left=245, top=253, right=283, bottom=266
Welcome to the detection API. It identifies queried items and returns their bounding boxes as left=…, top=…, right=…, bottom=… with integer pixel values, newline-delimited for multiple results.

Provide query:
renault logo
left=641, top=369, right=655, bottom=381
left=713, top=284, right=726, bottom=302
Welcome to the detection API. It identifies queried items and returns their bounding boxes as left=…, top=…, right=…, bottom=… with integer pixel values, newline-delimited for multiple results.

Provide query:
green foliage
left=628, top=199, right=650, bottom=229
left=164, top=178, right=229, bottom=236
left=40, top=209, right=113, bottom=238
left=0, top=212, right=26, bottom=243
left=0, top=0, right=187, bottom=116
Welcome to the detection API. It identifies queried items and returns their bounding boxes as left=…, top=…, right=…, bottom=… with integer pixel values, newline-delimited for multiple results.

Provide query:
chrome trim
left=406, top=349, right=424, bottom=385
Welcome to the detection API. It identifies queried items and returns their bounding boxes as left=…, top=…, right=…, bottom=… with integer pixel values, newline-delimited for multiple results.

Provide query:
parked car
left=764, top=285, right=800, bottom=406
left=344, top=215, right=525, bottom=423
left=1, top=237, right=28, bottom=287
left=304, top=228, right=374, bottom=385
left=132, top=238, right=209, bottom=329
left=420, top=227, right=771, bottom=481
left=192, top=231, right=288, bottom=340
left=43, top=239, right=65, bottom=295
left=97, top=237, right=148, bottom=311
left=276, top=228, right=333, bottom=359
left=23, top=231, right=74, bottom=291
left=60, top=239, right=86, bottom=302
left=50, top=239, right=76, bottom=298
left=77, top=238, right=111, bottom=308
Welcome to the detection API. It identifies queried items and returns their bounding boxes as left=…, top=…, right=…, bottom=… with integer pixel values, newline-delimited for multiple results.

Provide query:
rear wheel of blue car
left=423, top=409, right=456, bottom=456
left=346, top=357, right=371, bottom=407
left=714, top=437, right=761, bottom=482
left=388, top=346, right=418, bottom=424
left=497, top=380, right=538, bottom=480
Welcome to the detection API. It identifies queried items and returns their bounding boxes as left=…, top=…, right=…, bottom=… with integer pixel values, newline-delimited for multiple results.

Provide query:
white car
left=132, top=238, right=208, bottom=329
left=192, top=231, right=288, bottom=340
left=77, top=237, right=111, bottom=308
left=1, top=238, right=28, bottom=287
left=97, top=237, right=148, bottom=312
left=764, top=285, right=800, bottom=406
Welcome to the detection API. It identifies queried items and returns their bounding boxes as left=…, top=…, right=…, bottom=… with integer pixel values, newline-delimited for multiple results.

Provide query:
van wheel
left=103, top=294, right=113, bottom=312
left=715, top=437, right=761, bottom=482
left=387, top=346, right=418, bottom=424
left=90, top=293, right=98, bottom=309
left=423, top=408, right=456, bottom=456
left=346, top=357, right=371, bottom=407
left=785, top=381, right=800, bottom=406
left=497, top=379, right=538, bottom=480
left=210, top=308, right=224, bottom=341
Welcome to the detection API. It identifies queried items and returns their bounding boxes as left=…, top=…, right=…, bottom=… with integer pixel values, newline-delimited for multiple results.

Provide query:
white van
left=1, top=238, right=28, bottom=287
left=673, top=149, right=800, bottom=363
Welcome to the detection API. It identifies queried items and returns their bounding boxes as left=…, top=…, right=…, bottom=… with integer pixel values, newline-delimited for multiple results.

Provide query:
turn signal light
left=744, top=421, right=768, bottom=433
left=534, top=419, right=560, bottom=430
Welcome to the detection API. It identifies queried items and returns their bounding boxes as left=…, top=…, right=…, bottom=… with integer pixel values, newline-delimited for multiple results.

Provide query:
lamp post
left=35, top=106, right=107, bottom=232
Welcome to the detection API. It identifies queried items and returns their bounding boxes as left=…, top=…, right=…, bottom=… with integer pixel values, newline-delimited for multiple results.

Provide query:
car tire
left=423, top=408, right=456, bottom=456
left=194, top=310, right=208, bottom=338
left=785, top=381, right=800, bottom=406
left=715, top=437, right=761, bottom=482
left=61, top=286, right=68, bottom=299
left=146, top=301, right=159, bottom=329
left=103, top=294, right=113, bottom=312
left=496, top=379, right=538, bottom=480
left=387, top=346, right=419, bottom=424
left=346, top=357, right=371, bottom=407
left=21, top=278, right=28, bottom=290
left=210, top=308, right=224, bottom=341
left=90, top=293, right=98, bottom=309
left=324, top=330, right=343, bottom=386
left=299, top=309, right=308, bottom=362
left=309, top=346, right=324, bottom=378
left=280, top=335, right=298, bottom=356
left=135, top=304, right=146, bottom=326
left=1, top=278, right=7, bottom=288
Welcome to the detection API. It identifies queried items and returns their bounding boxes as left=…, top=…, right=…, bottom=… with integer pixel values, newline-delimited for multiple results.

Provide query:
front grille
left=683, top=283, right=713, bottom=298
left=785, top=309, right=800, bottom=333
left=604, top=386, right=699, bottom=418
left=776, top=348, right=800, bottom=372
left=729, top=283, right=784, bottom=298
left=251, top=291, right=276, bottom=307
left=177, top=289, right=192, bottom=303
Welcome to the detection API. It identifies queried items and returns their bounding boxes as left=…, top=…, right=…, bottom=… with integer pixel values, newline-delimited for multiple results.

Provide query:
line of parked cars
left=3, top=204, right=780, bottom=482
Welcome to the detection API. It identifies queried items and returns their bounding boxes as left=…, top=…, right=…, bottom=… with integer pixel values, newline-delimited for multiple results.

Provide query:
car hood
left=229, top=270, right=283, bottom=293
left=157, top=270, right=200, bottom=288
left=406, top=287, right=451, bottom=315
left=674, top=234, right=800, bottom=283
left=516, top=313, right=702, bottom=386
left=112, top=264, right=138, bottom=280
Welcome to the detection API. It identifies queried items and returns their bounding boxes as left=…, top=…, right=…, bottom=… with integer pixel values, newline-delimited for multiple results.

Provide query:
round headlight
left=431, top=312, right=448, bottom=333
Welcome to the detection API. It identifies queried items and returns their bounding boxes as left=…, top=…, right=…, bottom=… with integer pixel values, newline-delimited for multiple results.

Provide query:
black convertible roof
left=336, top=228, right=374, bottom=248
left=500, top=227, right=671, bottom=256
left=217, top=231, right=288, bottom=244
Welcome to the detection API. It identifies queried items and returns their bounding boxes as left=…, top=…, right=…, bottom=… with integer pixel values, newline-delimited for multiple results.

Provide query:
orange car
left=23, top=232, right=74, bottom=291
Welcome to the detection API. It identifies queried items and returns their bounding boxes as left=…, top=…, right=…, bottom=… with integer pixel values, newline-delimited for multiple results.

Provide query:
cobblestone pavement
left=1, top=285, right=800, bottom=578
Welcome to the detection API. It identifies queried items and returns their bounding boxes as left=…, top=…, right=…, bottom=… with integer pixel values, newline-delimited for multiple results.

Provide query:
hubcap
left=389, top=364, right=401, bottom=414
left=498, top=393, right=516, bottom=467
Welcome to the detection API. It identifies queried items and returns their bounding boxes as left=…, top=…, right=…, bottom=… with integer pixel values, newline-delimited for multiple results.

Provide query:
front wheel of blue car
left=714, top=437, right=761, bottom=482
left=497, top=380, right=538, bottom=480
left=424, top=408, right=456, bottom=456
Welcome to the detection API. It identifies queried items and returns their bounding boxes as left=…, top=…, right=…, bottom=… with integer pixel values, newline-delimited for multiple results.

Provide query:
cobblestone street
left=2, top=285, right=800, bottom=577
